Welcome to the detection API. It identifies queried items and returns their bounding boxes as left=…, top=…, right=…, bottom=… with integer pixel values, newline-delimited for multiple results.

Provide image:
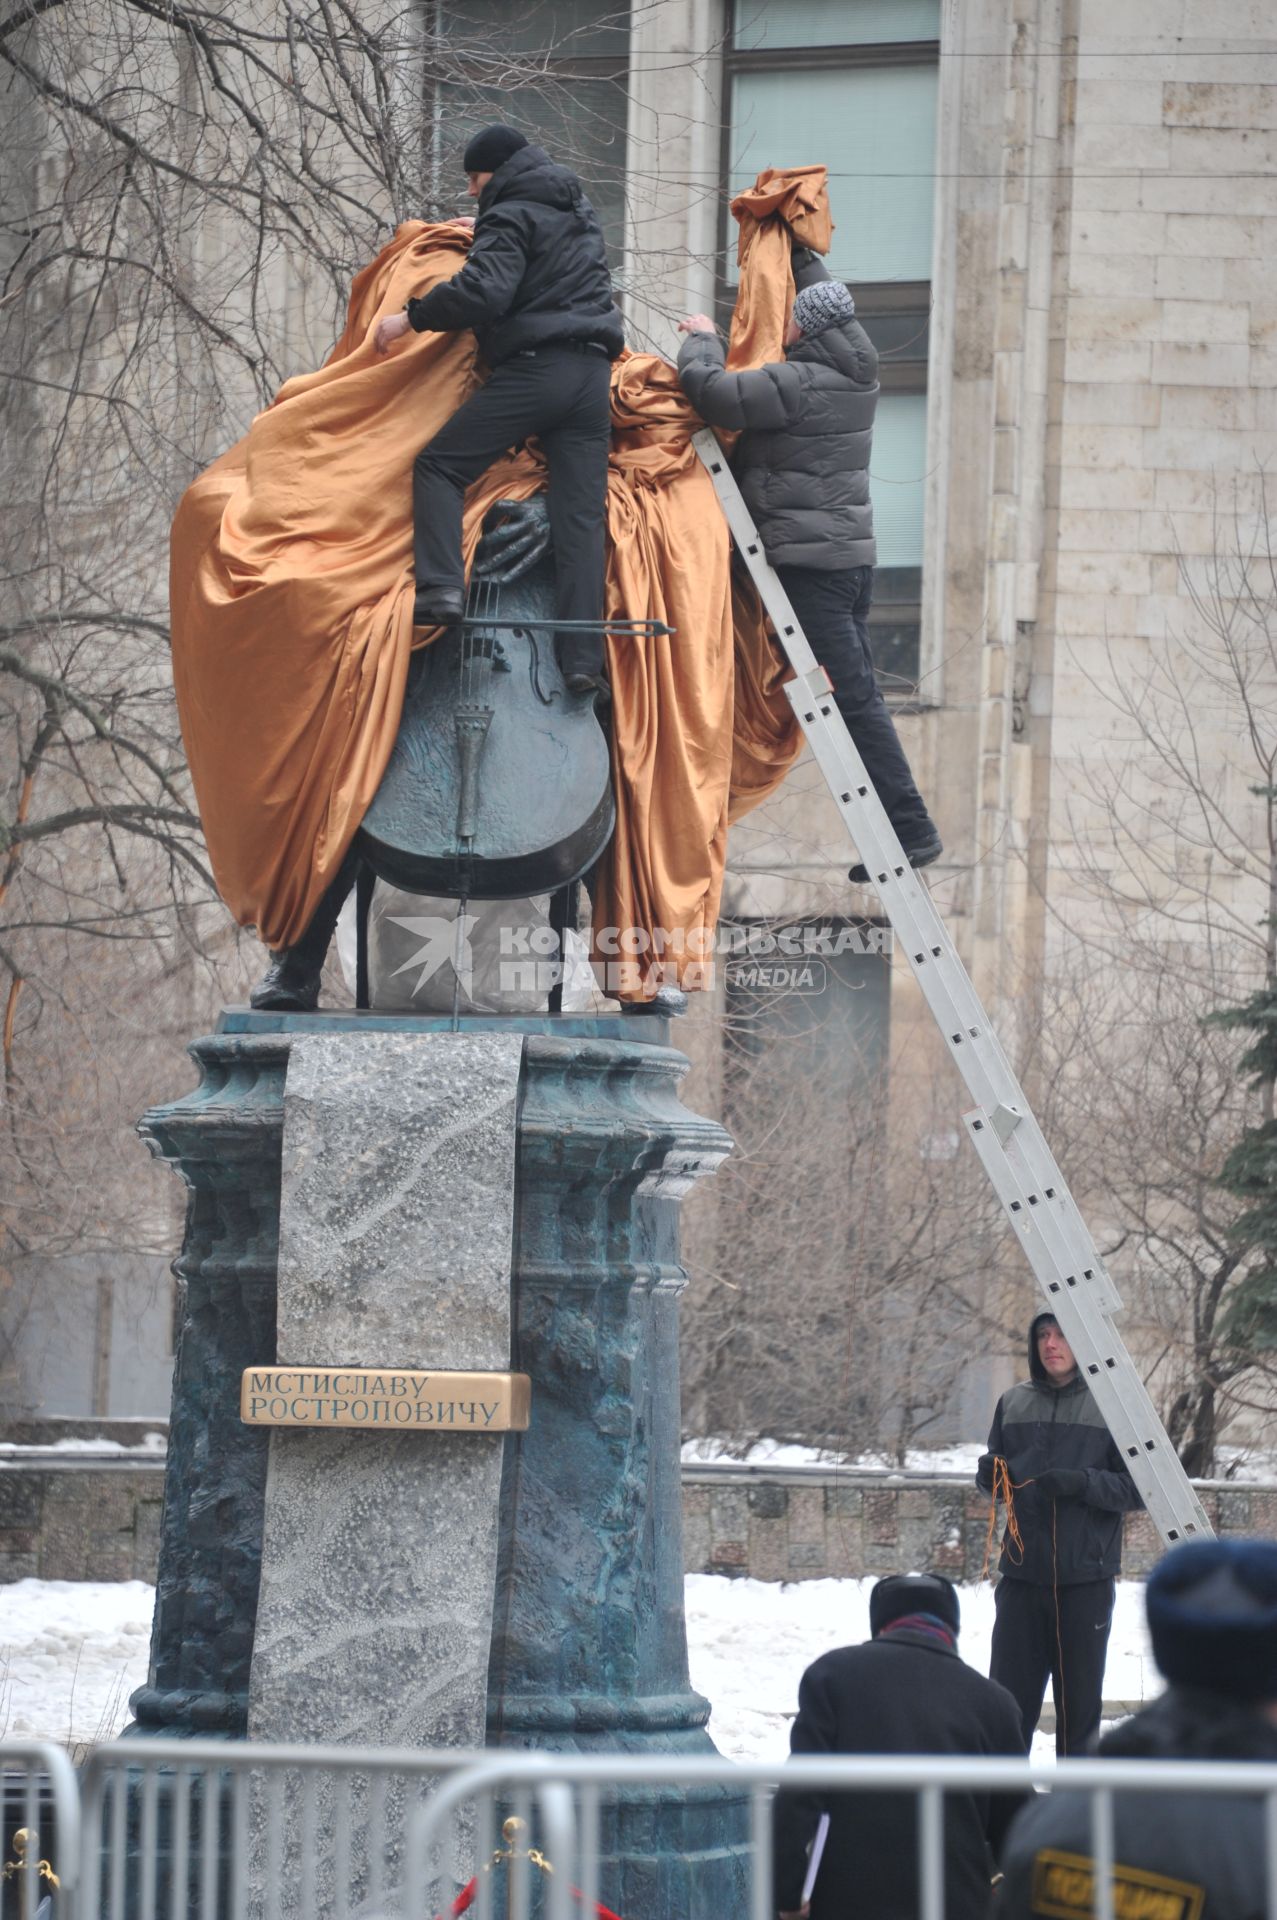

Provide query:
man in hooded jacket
left=997, top=1537, right=1277, bottom=1920
left=977, top=1311, right=1144, bottom=1754
left=675, top=254, right=941, bottom=887
left=772, top=1572, right=1029, bottom=1920
left=375, top=124, right=624, bottom=692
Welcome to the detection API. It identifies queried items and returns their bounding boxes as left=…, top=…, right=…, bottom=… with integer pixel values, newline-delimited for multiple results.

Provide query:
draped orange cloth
left=169, top=168, right=831, bottom=989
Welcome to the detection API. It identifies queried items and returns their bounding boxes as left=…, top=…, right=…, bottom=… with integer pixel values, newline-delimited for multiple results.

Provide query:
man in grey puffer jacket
left=676, top=258, right=940, bottom=882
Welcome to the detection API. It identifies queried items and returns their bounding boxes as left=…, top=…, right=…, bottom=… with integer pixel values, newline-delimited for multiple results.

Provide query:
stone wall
left=6, top=1447, right=1275, bottom=1585
left=0, top=1462, right=164, bottom=1582
left=681, top=1468, right=1277, bottom=1585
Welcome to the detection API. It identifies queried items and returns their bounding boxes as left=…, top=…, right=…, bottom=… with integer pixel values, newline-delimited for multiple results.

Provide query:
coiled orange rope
left=981, top=1455, right=1027, bottom=1581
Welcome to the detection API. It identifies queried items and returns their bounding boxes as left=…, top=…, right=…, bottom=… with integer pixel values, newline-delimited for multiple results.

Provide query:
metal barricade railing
left=0, top=1742, right=81, bottom=1920
left=403, top=1752, right=1277, bottom=1920
left=4, top=1737, right=1277, bottom=1920
left=76, top=1739, right=479, bottom=1920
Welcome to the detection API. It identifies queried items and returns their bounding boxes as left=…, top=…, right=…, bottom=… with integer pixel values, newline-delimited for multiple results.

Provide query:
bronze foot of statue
left=621, top=986, right=688, bottom=1017
left=248, top=848, right=361, bottom=1014
left=249, top=949, right=324, bottom=1012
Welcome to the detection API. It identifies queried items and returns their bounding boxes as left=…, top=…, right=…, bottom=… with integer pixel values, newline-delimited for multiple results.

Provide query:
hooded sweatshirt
left=975, top=1312, right=1143, bottom=1585
left=407, top=144, right=624, bottom=364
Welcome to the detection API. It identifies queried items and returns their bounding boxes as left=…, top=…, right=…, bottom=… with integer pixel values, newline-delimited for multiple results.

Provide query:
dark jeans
left=776, top=564, right=933, bottom=843
left=990, top=1575, right=1116, bottom=1756
left=413, top=344, right=612, bottom=678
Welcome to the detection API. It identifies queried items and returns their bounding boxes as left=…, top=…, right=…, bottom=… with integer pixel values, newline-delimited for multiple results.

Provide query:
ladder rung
left=693, top=427, right=1211, bottom=1549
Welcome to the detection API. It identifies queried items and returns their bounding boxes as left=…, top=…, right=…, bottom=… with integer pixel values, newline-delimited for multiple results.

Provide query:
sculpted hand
left=374, top=311, right=411, bottom=354
left=1037, top=1468, right=1086, bottom=1500
left=474, top=498, right=552, bottom=582
left=677, top=313, right=717, bottom=336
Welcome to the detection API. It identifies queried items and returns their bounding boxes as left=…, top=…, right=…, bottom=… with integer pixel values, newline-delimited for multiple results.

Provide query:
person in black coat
left=676, top=257, right=941, bottom=886
left=773, top=1572, right=1029, bottom=1920
left=998, top=1537, right=1277, bottom=1920
left=376, top=124, right=624, bottom=692
left=977, top=1312, right=1144, bottom=1754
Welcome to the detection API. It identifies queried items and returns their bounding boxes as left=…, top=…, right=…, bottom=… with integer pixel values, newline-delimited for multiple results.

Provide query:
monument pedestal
left=136, top=1011, right=748, bottom=1915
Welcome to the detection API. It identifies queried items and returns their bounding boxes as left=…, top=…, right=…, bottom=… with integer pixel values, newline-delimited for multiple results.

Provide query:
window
left=433, top=1, right=630, bottom=263
left=723, top=0, right=939, bottom=692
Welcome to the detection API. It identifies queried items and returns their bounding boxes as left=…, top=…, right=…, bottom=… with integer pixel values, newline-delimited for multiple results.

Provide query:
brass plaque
left=240, top=1367, right=530, bottom=1432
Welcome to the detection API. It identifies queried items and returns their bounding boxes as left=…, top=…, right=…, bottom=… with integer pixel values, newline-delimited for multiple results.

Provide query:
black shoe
left=849, top=829, right=943, bottom=888
left=413, top=587, right=465, bottom=626
left=248, top=847, right=361, bottom=1013
left=564, top=671, right=610, bottom=702
left=250, top=950, right=323, bottom=1012
left=621, top=986, right=689, bottom=1017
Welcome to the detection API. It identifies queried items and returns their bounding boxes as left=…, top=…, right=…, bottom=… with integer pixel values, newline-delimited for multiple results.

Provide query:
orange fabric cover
left=169, top=168, right=830, bottom=987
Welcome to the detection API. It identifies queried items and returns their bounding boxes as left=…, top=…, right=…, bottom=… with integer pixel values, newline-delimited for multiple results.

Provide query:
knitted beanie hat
left=463, top=125, right=528, bottom=174
left=1146, top=1538, right=1277, bottom=1700
left=869, top=1572, right=961, bottom=1638
left=791, top=280, right=856, bottom=339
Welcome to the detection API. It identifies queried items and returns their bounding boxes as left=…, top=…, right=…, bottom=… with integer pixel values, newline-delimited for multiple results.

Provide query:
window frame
left=718, top=15, right=939, bottom=697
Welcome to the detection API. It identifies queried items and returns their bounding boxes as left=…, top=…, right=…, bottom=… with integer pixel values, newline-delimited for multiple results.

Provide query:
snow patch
left=0, top=1579, right=154, bottom=1753
left=0, top=1573, right=1158, bottom=1762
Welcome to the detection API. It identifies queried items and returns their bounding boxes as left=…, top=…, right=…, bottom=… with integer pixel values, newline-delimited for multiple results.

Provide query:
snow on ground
left=687, top=1574, right=1157, bottom=1764
left=681, top=1437, right=1277, bottom=1482
left=0, top=1580, right=154, bottom=1754
left=682, top=1439, right=987, bottom=1474
left=0, top=1576, right=1157, bottom=1764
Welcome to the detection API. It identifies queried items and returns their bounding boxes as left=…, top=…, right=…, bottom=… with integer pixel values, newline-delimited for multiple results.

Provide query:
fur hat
left=791, top=280, right=856, bottom=339
left=1146, top=1538, right=1277, bottom=1701
left=463, top=125, right=528, bottom=175
left=869, top=1572, right=961, bottom=1638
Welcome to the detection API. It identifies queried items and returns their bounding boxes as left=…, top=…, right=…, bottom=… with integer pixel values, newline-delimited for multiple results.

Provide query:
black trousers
left=413, top=344, right=613, bottom=678
left=990, top=1575, right=1116, bottom=1756
left=776, top=564, right=934, bottom=843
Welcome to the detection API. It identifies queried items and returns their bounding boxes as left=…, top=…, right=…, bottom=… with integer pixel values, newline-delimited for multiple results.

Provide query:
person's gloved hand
left=1037, top=1468, right=1086, bottom=1499
left=976, top=1452, right=996, bottom=1491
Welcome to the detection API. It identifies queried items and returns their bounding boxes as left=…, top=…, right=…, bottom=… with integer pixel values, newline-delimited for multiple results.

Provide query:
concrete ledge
left=4, top=1437, right=1274, bottom=1586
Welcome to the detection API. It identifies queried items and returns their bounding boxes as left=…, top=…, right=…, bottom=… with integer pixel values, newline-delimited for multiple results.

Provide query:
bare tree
left=0, top=0, right=637, bottom=1394
left=679, top=932, right=1006, bottom=1460
left=1024, top=479, right=1277, bottom=1473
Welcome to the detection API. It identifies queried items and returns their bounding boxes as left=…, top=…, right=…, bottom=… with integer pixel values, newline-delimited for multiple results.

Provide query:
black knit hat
left=463, top=125, right=528, bottom=174
left=1146, top=1538, right=1277, bottom=1700
left=869, top=1573, right=961, bottom=1638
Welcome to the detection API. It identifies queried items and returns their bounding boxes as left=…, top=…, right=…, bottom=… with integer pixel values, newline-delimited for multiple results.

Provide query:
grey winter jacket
left=675, top=298, right=879, bottom=571
left=997, top=1689, right=1277, bottom=1920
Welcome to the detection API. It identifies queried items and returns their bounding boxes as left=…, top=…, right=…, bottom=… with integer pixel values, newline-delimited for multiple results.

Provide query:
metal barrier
left=403, top=1752, right=1277, bottom=1920
left=0, top=1742, right=80, bottom=1920
left=3, top=1738, right=1276, bottom=1920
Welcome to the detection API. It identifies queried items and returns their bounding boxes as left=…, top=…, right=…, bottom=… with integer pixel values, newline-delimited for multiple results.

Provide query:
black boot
left=849, top=828, right=943, bottom=888
left=250, top=850, right=360, bottom=1013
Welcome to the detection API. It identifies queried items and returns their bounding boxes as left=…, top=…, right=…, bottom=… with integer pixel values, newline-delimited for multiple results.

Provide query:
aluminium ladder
left=692, top=427, right=1212, bottom=1549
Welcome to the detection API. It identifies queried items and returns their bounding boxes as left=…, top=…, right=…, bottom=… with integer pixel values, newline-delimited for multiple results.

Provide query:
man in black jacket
left=998, top=1537, right=1277, bottom=1920
left=375, top=125, right=623, bottom=692
left=676, top=258, right=941, bottom=886
left=773, top=1572, right=1029, bottom=1920
left=978, top=1312, right=1144, bottom=1755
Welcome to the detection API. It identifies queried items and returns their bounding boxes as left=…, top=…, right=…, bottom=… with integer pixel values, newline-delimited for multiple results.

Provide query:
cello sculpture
left=252, top=496, right=672, bottom=1013
left=358, top=496, right=616, bottom=901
